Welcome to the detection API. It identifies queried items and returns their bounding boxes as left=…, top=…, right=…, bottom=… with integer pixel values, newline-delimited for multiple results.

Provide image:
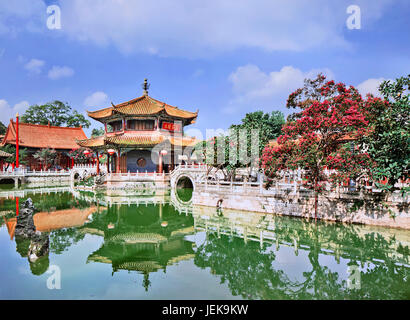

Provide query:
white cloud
left=0, top=1, right=46, bottom=36
left=84, top=91, right=109, bottom=107
left=0, top=0, right=397, bottom=58
left=24, top=58, right=45, bottom=74
left=224, top=64, right=334, bottom=114
left=48, top=66, right=75, bottom=80
left=0, top=99, right=30, bottom=124
left=357, top=78, right=388, bottom=97
left=56, top=0, right=395, bottom=58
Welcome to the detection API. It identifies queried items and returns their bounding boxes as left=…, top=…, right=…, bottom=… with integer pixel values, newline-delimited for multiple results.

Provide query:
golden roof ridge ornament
left=142, top=78, right=150, bottom=96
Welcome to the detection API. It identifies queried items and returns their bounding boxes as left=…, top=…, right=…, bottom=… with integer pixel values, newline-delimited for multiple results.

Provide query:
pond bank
left=192, top=187, right=410, bottom=230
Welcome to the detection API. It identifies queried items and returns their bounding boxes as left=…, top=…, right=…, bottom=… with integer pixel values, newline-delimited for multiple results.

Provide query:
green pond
left=0, top=187, right=409, bottom=300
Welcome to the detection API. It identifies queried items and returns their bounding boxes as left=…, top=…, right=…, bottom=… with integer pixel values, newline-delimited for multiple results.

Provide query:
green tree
left=33, top=148, right=57, bottom=170
left=193, top=111, right=284, bottom=181
left=91, top=127, right=105, bottom=137
left=360, top=75, right=410, bottom=190
left=0, top=121, right=6, bottom=135
left=21, top=101, right=90, bottom=128
left=194, top=135, right=242, bottom=181
left=230, top=110, right=285, bottom=157
left=66, top=110, right=91, bottom=128
left=0, top=144, right=29, bottom=169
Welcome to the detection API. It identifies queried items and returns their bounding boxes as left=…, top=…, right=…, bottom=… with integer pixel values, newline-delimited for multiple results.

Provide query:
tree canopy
left=193, top=111, right=284, bottom=180
left=91, top=127, right=105, bottom=137
left=33, top=148, right=57, bottom=170
left=359, top=75, right=410, bottom=190
left=262, top=76, right=374, bottom=217
left=0, top=121, right=6, bottom=135
left=0, top=144, right=29, bottom=167
left=21, top=101, right=90, bottom=128
left=230, top=110, right=284, bottom=156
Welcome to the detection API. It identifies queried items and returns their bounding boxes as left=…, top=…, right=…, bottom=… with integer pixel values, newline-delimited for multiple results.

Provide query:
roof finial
left=142, top=78, right=150, bottom=96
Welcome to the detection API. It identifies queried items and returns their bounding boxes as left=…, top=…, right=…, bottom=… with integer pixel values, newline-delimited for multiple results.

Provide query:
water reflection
left=0, top=188, right=409, bottom=299
left=193, top=209, right=410, bottom=299
left=83, top=203, right=195, bottom=291
left=12, top=198, right=50, bottom=276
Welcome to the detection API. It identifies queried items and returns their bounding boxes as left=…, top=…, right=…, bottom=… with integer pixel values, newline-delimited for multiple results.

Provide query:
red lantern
left=83, top=150, right=91, bottom=156
left=107, top=149, right=115, bottom=155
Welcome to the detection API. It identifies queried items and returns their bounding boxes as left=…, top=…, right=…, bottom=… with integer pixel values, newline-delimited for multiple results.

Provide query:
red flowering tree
left=262, top=77, right=374, bottom=218
left=68, top=147, right=95, bottom=164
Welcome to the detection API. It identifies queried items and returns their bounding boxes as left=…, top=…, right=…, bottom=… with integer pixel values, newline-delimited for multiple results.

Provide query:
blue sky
left=0, top=0, right=409, bottom=138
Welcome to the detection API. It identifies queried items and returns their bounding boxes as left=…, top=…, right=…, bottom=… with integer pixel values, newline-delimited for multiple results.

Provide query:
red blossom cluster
left=262, top=78, right=377, bottom=190
left=68, top=148, right=96, bottom=163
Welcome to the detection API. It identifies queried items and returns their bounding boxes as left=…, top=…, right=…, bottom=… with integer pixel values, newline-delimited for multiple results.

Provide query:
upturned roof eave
left=86, top=95, right=198, bottom=122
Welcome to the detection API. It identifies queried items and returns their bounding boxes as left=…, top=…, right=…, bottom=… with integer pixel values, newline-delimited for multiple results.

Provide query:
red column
left=158, top=153, right=163, bottom=173
left=107, top=154, right=110, bottom=173
left=15, top=113, right=19, bottom=169
left=116, top=151, right=120, bottom=173
left=16, top=197, right=19, bottom=217
left=96, top=151, right=100, bottom=175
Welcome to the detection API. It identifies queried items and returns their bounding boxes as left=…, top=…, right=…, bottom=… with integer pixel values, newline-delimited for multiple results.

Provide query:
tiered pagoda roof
left=87, top=94, right=198, bottom=125
left=1, top=120, right=87, bottom=150
left=76, top=132, right=200, bottom=148
left=81, top=86, right=200, bottom=149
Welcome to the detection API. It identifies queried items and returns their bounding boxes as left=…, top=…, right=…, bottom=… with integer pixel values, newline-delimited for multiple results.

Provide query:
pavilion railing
left=73, top=164, right=104, bottom=170
left=196, top=168, right=409, bottom=195
left=173, top=163, right=209, bottom=171
left=0, top=169, right=71, bottom=176
left=105, top=171, right=168, bottom=182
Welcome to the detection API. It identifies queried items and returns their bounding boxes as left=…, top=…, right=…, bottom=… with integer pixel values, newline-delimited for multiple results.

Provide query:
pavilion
left=76, top=79, right=200, bottom=173
left=1, top=120, right=88, bottom=170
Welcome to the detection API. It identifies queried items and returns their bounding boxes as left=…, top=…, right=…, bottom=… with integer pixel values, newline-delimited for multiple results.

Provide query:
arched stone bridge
left=170, top=164, right=223, bottom=191
left=70, top=164, right=107, bottom=181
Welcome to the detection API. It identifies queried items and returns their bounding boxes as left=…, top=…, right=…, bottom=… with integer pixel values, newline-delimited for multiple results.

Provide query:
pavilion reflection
left=82, top=202, right=195, bottom=291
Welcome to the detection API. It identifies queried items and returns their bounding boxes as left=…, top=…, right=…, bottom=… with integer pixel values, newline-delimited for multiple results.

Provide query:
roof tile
left=1, top=121, right=88, bottom=150
left=87, top=95, right=198, bottom=124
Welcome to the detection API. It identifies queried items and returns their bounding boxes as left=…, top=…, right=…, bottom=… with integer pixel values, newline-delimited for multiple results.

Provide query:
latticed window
left=107, top=120, right=123, bottom=132
left=127, top=119, right=155, bottom=131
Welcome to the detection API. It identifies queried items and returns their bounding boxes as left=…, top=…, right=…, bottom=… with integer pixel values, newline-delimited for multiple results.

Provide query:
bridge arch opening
left=0, top=178, right=15, bottom=185
left=176, top=175, right=194, bottom=202
left=176, top=176, right=194, bottom=189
